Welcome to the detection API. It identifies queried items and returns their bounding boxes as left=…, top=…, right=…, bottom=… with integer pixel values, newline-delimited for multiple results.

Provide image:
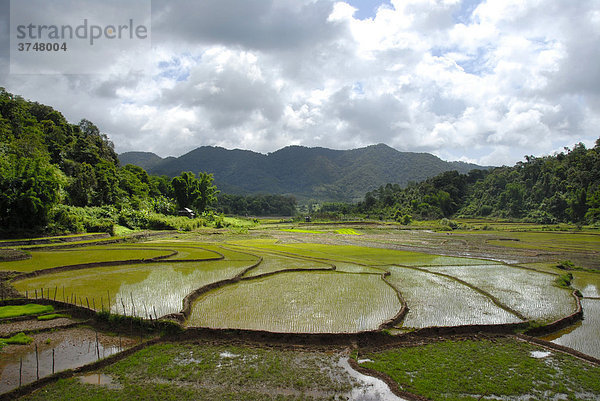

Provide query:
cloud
left=0, top=0, right=598, bottom=166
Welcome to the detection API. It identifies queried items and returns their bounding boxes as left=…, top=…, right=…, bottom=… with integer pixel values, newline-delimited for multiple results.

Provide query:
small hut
left=178, top=207, right=195, bottom=219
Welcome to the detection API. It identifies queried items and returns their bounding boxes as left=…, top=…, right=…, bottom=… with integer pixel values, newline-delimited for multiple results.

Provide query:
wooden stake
left=35, top=344, right=39, bottom=380
left=52, top=348, right=55, bottom=374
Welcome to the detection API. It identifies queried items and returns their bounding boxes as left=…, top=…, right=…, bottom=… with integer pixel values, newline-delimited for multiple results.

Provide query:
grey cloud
left=151, top=0, right=343, bottom=51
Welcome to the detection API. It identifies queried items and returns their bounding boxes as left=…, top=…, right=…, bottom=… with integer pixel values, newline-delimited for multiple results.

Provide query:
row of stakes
left=9, top=288, right=157, bottom=389
left=21, top=287, right=161, bottom=321
left=16, top=331, right=126, bottom=389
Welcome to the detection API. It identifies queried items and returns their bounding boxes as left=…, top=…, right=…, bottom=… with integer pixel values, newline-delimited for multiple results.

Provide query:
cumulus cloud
left=0, top=0, right=599, bottom=165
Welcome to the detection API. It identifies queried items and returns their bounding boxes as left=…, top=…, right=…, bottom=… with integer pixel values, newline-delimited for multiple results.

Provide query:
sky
left=1, top=0, right=599, bottom=166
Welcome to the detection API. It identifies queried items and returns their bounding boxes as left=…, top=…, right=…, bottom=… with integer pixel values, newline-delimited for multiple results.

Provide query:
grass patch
left=554, top=272, right=573, bottom=289
left=0, top=303, right=54, bottom=319
left=37, top=313, right=70, bottom=321
left=360, top=337, right=600, bottom=400
left=21, top=343, right=356, bottom=400
left=334, top=228, right=362, bottom=235
left=0, top=332, right=34, bottom=349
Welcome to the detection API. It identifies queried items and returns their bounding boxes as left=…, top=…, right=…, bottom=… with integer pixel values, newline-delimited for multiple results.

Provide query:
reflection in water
left=340, top=358, right=407, bottom=401
left=0, top=328, right=135, bottom=394
left=542, top=299, right=600, bottom=360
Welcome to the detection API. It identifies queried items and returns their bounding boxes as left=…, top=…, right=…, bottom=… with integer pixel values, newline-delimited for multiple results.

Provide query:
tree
left=0, top=155, right=63, bottom=231
left=171, top=171, right=218, bottom=213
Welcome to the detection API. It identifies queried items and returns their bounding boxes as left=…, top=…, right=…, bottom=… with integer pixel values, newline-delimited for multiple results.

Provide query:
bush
left=439, top=218, right=458, bottom=230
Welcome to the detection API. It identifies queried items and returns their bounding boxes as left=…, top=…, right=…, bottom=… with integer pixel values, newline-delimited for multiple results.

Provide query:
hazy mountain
left=119, top=144, right=488, bottom=202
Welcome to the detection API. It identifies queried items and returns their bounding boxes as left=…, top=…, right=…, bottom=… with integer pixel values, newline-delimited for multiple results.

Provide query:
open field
left=1, top=220, right=598, bottom=400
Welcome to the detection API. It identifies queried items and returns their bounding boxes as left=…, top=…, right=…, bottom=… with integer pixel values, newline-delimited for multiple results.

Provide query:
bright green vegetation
left=109, top=242, right=223, bottom=261
left=0, top=303, right=54, bottom=319
left=21, top=342, right=357, bottom=400
left=0, top=332, right=33, bottom=349
left=421, top=264, right=576, bottom=322
left=0, top=247, right=175, bottom=273
left=189, top=271, right=400, bottom=332
left=334, top=228, right=361, bottom=235
left=238, top=252, right=332, bottom=277
left=385, top=266, right=522, bottom=328
left=37, top=313, right=70, bottom=321
left=13, top=256, right=256, bottom=318
left=359, top=337, right=600, bottom=401
left=231, top=239, right=479, bottom=266
left=347, top=140, right=600, bottom=225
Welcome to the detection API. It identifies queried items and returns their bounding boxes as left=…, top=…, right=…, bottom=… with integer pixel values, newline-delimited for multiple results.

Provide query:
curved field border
left=9, top=247, right=225, bottom=281
left=392, top=264, right=527, bottom=321
left=182, top=245, right=408, bottom=332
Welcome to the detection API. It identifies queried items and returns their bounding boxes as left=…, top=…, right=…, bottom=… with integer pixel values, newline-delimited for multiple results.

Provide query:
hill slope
left=120, top=144, right=487, bottom=202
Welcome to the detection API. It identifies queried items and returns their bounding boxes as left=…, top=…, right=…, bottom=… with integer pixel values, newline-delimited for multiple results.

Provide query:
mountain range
left=119, top=144, right=488, bottom=202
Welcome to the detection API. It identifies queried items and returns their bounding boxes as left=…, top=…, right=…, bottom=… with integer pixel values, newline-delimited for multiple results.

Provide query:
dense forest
left=329, top=140, right=600, bottom=225
left=0, top=89, right=296, bottom=237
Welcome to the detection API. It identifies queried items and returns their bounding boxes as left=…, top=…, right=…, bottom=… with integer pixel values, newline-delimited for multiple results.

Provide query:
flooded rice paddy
left=421, top=264, right=577, bottom=322
left=188, top=271, right=401, bottom=332
left=385, top=266, right=522, bottom=328
left=0, top=327, right=137, bottom=393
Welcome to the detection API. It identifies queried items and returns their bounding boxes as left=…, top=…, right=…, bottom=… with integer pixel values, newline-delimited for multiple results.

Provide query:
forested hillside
left=120, top=144, right=485, bottom=202
left=350, top=141, right=600, bottom=224
left=0, top=89, right=298, bottom=236
left=0, top=89, right=217, bottom=235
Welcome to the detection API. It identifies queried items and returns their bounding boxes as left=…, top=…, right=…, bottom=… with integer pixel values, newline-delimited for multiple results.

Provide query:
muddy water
left=542, top=299, right=600, bottom=360
left=0, top=327, right=137, bottom=394
left=541, top=273, right=600, bottom=360
left=339, top=358, right=407, bottom=401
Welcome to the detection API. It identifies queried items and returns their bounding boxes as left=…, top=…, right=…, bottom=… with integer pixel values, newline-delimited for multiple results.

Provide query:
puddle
left=0, top=327, right=137, bottom=394
left=530, top=351, right=551, bottom=359
left=339, top=357, right=408, bottom=401
left=219, top=351, right=239, bottom=358
left=79, top=373, right=121, bottom=389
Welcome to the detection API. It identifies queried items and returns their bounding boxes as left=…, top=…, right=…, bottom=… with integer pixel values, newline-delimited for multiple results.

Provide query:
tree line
left=0, top=89, right=294, bottom=236
left=319, top=140, right=600, bottom=225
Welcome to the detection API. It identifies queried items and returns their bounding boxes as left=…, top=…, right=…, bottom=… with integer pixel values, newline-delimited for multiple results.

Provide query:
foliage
left=0, top=88, right=220, bottom=235
left=0, top=332, right=33, bottom=349
left=37, top=313, right=69, bottom=321
left=216, top=193, right=297, bottom=216
left=171, top=171, right=218, bottom=213
left=361, top=338, right=600, bottom=401
left=0, top=303, right=54, bottom=318
left=354, top=140, right=600, bottom=224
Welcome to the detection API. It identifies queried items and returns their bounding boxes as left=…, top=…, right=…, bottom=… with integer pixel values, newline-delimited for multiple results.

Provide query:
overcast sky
left=1, top=0, right=599, bottom=166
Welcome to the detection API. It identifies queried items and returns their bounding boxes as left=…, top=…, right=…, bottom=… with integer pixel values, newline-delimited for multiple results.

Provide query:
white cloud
left=0, top=0, right=598, bottom=165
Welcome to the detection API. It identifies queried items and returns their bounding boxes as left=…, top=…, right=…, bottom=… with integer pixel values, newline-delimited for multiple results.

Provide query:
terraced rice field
left=420, top=264, right=576, bottom=322
left=188, top=271, right=401, bottom=332
left=12, top=257, right=256, bottom=318
left=0, top=247, right=176, bottom=273
left=2, top=236, right=581, bottom=334
left=385, top=266, right=522, bottom=328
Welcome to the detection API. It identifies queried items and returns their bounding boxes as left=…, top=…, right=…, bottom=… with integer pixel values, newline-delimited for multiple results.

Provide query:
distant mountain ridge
left=119, top=144, right=488, bottom=202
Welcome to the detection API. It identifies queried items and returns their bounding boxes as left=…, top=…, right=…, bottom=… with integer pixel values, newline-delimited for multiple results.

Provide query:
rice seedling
left=385, top=266, right=522, bottom=328
left=422, top=264, right=576, bottom=322
left=188, top=271, right=400, bottom=332
left=0, top=247, right=175, bottom=273
left=12, top=259, right=255, bottom=318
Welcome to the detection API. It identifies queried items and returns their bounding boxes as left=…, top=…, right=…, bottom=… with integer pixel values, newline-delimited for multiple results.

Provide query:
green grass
left=334, top=228, right=361, bottom=235
left=0, top=332, right=34, bottom=349
left=360, top=337, right=600, bottom=400
left=0, top=247, right=174, bottom=273
left=0, top=303, right=54, bottom=319
left=37, top=313, right=70, bottom=321
left=279, top=228, right=327, bottom=234
left=21, top=342, right=357, bottom=400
